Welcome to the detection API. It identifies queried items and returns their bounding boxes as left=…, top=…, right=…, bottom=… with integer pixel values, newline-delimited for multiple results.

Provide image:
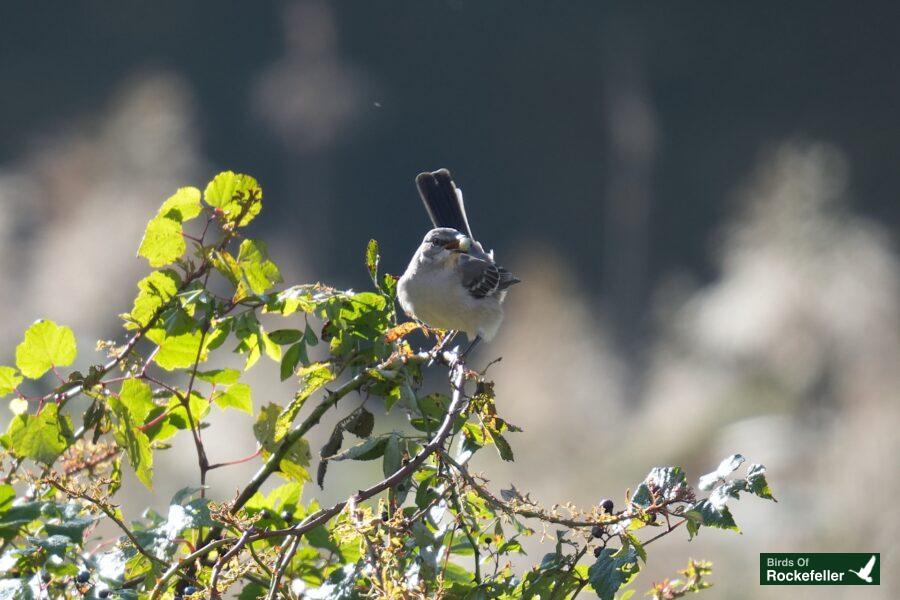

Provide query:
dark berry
left=593, top=546, right=603, bottom=558
left=76, top=571, right=90, bottom=584
left=184, top=586, right=198, bottom=595
left=600, top=498, right=614, bottom=513
left=279, top=510, right=291, bottom=521
left=591, top=525, right=604, bottom=538
left=380, top=511, right=389, bottom=521
left=41, top=573, right=51, bottom=584
left=259, top=509, right=271, bottom=520
left=484, top=537, right=492, bottom=544
left=98, top=591, right=109, bottom=599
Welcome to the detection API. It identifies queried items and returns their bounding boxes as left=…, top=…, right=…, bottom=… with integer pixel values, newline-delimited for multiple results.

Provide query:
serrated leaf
left=118, top=379, right=155, bottom=424
left=330, top=435, right=389, bottom=462
left=254, top=402, right=311, bottom=482
left=6, top=403, right=72, bottom=464
left=366, top=239, right=379, bottom=284
left=279, top=342, right=306, bottom=381
left=683, top=499, right=739, bottom=538
left=146, top=326, right=206, bottom=371
left=108, top=393, right=153, bottom=488
left=138, top=215, right=185, bottom=267
left=196, top=368, right=241, bottom=385
left=15, top=320, right=77, bottom=379
left=158, top=187, right=202, bottom=222
left=203, top=171, right=262, bottom=227
left=126, top=270, right=181, bottom=329
left=275, top=363, right=333, bottom=440
left=587, top=546, right=640, bottom=600
left=344, top=408, right=374, bottom=438
left=746, top=463, right=776, bottom=501
left=0, top=367, right=22, bottom=397
left=212, top=383, right=252, bottom=415
left=236, top=239, right=282, bottom=296
left=698, top=454, right=745, bottom=491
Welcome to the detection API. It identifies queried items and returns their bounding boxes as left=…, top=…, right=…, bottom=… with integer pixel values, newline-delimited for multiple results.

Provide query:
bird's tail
left=415, top=169, right=473, bottom=238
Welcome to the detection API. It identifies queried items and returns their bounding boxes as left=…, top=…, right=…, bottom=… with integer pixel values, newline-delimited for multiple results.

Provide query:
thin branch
left=45, top=477, right=168, bottom=571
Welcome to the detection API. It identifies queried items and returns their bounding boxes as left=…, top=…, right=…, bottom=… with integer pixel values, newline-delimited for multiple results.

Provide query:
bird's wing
left=862, top=555, right=876, bottom=575
left=458, top=254, right=520, bottom=299
left=416, top=169, right=473, bottom=238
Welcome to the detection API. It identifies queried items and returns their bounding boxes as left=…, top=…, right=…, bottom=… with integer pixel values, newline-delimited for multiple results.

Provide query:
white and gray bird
left=397, top=169, right=519, bottom=356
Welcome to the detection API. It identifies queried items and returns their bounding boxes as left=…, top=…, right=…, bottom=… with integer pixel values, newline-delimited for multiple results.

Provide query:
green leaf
left=109, top=393, right=154, bottom=488
left=344, top=408, right=374, bottom=438
left=118, top=379, right=155, bottom=424
left=631, top=467, right=688, bottom=508
left=383, top=435, right=402, bottom=478
left=146, top=326, right=206, bottom=371
left=125, top=270, right=181, bottom=329
left=746, top=463, right=776, bottom=501
left=254, top=403, right=311, bottom=482
left=196, top=368, right=241, bottom=385
left=15, top=320, right=77, bottom=379
left=6, top=403, right=72, bottom=464
left=275, top=363, right=333, bottom=440
left=268, top=329, right=302, bottom=344
left=212, top=383, right=252, bottom=415
left=587, top=546, right=640, bottom=600
left=158, top=187, right=202, bottom=222
left=279, top=342, right=306, bottom=381
left=331, top=435, right=389, bottom=462
left=0, top=485, right=14, bottom=513
left=203, top=171, right=262, bottom=227
left=683, top=499, right=739, bottom=538
left=366, top=239, right=379, bottom=285
left=236, top=239, right=282, bottom=296
left=698, top=454, right=745, bottom=491
left=138, top=215, right=185, bottom=267
left=0, top=367, right=22, bottom=397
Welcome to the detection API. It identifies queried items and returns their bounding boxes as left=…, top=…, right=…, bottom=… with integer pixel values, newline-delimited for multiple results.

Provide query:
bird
left=848, top=555, right=876, bottom=583
left=397, top=169, right=520, bottom=359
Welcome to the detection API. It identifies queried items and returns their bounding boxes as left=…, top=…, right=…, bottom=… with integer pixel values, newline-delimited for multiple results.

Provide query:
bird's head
left=419, top=227, right=471, bottom=260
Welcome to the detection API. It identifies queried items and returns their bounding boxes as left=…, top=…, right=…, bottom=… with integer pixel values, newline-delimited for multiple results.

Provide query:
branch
left=45, top=476, right=169, bottom=571
left=152, top=360, right=467, bottom=597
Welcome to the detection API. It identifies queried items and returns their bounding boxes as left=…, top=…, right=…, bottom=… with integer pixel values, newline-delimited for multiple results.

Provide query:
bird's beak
left=447, top=234, right=471, bottom=253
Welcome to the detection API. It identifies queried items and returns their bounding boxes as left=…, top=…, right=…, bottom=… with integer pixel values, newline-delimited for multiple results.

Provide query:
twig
left=45, top=477, right=168, bottom=571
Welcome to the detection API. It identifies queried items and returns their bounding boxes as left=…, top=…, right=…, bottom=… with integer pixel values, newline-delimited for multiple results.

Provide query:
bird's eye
left=430, top=239, right=441, bottom=246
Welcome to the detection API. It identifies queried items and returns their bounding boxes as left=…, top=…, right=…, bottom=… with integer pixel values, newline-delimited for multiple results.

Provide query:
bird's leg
left=427, top=330, right=458, bottom=367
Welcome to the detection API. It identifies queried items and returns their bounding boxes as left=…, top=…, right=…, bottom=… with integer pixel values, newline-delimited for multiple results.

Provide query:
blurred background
left=1, top=1, right=898, bottom=597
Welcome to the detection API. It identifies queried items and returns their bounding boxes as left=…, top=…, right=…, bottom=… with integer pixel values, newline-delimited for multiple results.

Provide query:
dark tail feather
left=415, top=169, right=472, bottom=238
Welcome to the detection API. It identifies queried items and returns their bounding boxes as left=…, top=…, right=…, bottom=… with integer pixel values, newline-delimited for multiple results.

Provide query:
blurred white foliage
left=0, top=72, right=202, bottom=352
left=492, top=142, right=899, bottom=598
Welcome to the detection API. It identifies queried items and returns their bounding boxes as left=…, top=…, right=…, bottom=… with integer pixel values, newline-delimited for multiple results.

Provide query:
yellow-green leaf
left=212, top=383, right=252, bottom=415
left=275, top=363, right=333, bottom=440
left=146, top=327, right=207, bottom=371
left=125, top=270, right=181, bottom=329
left=118, top=379, right=155, bottom=424
left=15, top=320, right=77, bottom=379
left=203, top=171, right=262, bottom=227
left=0, top=367, right=22, bottom=397
left=138, top=215, right=185, bottom=267
left=6, top=404, right=73, bottom=465
left=158, top=187, right=202, bottom=222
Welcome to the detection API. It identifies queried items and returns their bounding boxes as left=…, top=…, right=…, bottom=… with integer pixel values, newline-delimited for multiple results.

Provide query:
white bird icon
left=848, top=555, right=876, bottom=583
